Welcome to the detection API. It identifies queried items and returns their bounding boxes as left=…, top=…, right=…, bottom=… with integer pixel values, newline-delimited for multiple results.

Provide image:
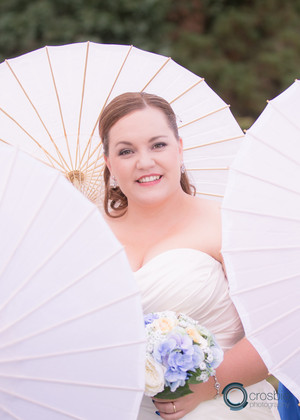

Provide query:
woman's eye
left=119, top=149, right=132, bottom=156
left=153, top=142, right=167, bottom=149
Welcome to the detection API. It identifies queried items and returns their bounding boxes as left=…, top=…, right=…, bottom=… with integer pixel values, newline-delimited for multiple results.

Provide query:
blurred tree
left=167, top=0, right=300, bottom=121
left=0, top=0, right=172, bottom=61
left=1, top=0, right=300, bottom=121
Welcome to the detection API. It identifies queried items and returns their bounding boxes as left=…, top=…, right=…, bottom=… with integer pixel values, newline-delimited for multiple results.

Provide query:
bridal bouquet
left=144, top=311, right=224, bottom=399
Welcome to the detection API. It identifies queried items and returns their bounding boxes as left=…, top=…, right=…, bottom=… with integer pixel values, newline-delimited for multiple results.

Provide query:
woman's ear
left=104, top=155, right=111, bottom=172
left=178, top=137, right=183, bottom=159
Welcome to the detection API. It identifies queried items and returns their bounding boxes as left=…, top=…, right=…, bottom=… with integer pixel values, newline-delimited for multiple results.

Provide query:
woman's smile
left=136, top=174, right=162, bottom=185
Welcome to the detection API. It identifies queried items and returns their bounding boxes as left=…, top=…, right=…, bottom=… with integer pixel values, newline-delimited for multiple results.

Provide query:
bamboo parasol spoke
left=169, top=79, right=205, bottom=104
left=45, top=47, right=75, bottom=172
left=196, top=191, right=224, bottom=198
left=0, top=108, right=66, bottom=172
left=183, top=135, right=244, bottom=152
left=75, top=41, right=91, bottom=170
left=81, top=45, right=134, bottom=170
left=140, top=57, right=172, bottom=91
left=5, top=59, right=71, bottom=173
left=0, top=42, right=244, bottom=205
left=187, top=167, right=228, bottom=171
left=179, top=105, right=230, bottom=130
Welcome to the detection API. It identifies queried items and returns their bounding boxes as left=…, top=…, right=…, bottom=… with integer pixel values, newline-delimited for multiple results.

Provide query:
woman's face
left=105, top=106, right=183, bottom=207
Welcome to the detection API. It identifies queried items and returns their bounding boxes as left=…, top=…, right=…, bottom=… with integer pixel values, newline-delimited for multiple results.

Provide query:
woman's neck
left=124, top=189, right=192, bottom=227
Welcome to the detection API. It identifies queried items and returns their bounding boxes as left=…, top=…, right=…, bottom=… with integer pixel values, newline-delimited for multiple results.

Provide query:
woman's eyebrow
left=149, top=135, right=168, bottom=143
left=115, top=140, right=132, bottom=147
left=115, top=136, right=168, bottom=148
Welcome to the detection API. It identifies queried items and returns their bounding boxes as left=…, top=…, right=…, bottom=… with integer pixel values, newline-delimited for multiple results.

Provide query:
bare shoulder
left=186, top=196, right=222, bottom=261
left=189, top=195, right=221, bottom=222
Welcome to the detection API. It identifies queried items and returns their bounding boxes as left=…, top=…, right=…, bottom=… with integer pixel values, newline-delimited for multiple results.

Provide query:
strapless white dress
left=134, top=248, right=280, bottom=419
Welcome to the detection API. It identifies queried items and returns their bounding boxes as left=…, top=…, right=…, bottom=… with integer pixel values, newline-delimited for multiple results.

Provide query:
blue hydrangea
left=144, top=313, right=159, bottom=326
left=153, top=332, right=203, bottom=391
left=144, top=311, right=224, bottom=397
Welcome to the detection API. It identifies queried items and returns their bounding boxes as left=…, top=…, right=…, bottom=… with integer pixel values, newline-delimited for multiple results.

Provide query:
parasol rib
left=169, top=78, right=205, bottom=104
left=272, top=346, right=300, bottom=371
left=84, top=143, right=105, bottom=200
left=80, top=45, right=134, bottom=171
left=86, top=170, right=105, bottom=202
left=187, top=167, right=228, bottom=171
left=45, top=47, right=74, bottom=172
left=81, top=159, right=104, bottom=173
left=140, top=56, right=171, bottom=91
left=196, top=191, right=223, bottom=198
left=5, top=59, right=70, bottom=172
left=0, top=246, right=124, bottom=335
left=0, top=107, right=65, bottom=171
left=0, top=387, right=85, bottom=420
left=75, top=41, right=90, bottom=170
left=0, top=173, right=61, bottom=302
left=248, top=305, right=300, bottom=337
left=0, top=290, right=141, bottom=351
left=231, top=166, right=300, bottom=196
left=267, top=98, right=300, bottom=161
left=0, top=375, right=144, bottom=393
left=221, top=206, right=300, bottom=223
left=179, top=105, right=230, bottom=129
left=0, top=405, right=22, bottom=420
left=0, top=202, right=96, bottom=315
left=0, top=339, right=146, bottom=364
left=246, top=131, right=300, bottom=166
left=183, top=134, right=244, bottom=151
left=0, top=146, right=17, bottom=204
left=230, top=272, right=300, bottom=295
left=223, top=245, right=300, bottom=253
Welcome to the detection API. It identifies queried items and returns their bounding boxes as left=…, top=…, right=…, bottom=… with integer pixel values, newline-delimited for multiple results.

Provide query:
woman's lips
left=136, top=175, right=162, bottom=185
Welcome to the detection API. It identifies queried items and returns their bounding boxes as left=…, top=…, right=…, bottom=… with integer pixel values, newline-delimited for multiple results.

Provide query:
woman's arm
left=153, top=337, right=269, bottom=419
left=214, top=337, right=268, bottom=390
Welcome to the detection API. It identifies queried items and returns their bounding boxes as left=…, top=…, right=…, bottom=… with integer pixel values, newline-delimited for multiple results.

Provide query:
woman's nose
left=136, top=151, right=155, bottom=169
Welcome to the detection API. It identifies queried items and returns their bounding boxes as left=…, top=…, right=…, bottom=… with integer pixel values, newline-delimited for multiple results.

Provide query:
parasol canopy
left=222, top=80, right=300, bottom=401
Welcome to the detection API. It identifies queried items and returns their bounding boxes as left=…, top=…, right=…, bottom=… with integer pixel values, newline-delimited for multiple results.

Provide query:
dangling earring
left=111, top=176, right=118, bottom=188
left=180, top=163, right=186, bottom=174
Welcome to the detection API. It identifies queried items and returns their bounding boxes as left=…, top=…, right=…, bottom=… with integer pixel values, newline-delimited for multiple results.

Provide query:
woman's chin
left=129, top=190, right=171, bottom=208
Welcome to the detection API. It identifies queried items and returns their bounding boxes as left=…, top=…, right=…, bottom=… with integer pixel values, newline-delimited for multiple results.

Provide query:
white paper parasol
left=221, top=80, right=300, bottom=400
left=0, top=41, right=243, bottom=204
left=0, top=142, right=145, bottom=419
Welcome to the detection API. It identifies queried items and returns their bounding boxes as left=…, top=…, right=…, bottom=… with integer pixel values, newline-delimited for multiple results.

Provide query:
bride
left=99, top=92, right=280, bottom=419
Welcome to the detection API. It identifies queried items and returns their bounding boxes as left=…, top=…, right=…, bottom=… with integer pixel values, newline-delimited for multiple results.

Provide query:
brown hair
left=99, top=92, right=195, bottom=217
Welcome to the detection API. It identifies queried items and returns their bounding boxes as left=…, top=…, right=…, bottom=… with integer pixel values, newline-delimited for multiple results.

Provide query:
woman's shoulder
left=188, top=195, right=221, bottom=220
left=185, top=196, right=222, bottom=261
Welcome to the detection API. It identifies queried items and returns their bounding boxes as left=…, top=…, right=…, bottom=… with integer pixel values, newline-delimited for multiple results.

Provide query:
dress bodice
left=134, top=248, right=280, bottom=419
left=134, top=248, right=244, bottom=351
left=134, top=248, right=279, bottom=420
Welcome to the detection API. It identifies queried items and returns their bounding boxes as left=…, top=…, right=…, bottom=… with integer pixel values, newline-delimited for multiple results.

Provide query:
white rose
left=144, top=354, right=166, bottom=397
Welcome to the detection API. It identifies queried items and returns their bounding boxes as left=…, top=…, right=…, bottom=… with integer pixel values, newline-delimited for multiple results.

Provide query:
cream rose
left=153, top=317, right=177, bottom=333
left=186, top=327, right=208, bottom=347
left=144, top=353, right=166, bottom=397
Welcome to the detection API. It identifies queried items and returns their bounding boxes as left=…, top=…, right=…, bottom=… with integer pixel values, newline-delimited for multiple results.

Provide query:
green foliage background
left=1, top=0, right=300, bottom=126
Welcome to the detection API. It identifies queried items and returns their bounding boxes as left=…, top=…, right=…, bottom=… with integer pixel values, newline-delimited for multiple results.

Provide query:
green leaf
left=188, top=368, right=204, bottom=385
left=154, top=383, right=193, bottom=400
